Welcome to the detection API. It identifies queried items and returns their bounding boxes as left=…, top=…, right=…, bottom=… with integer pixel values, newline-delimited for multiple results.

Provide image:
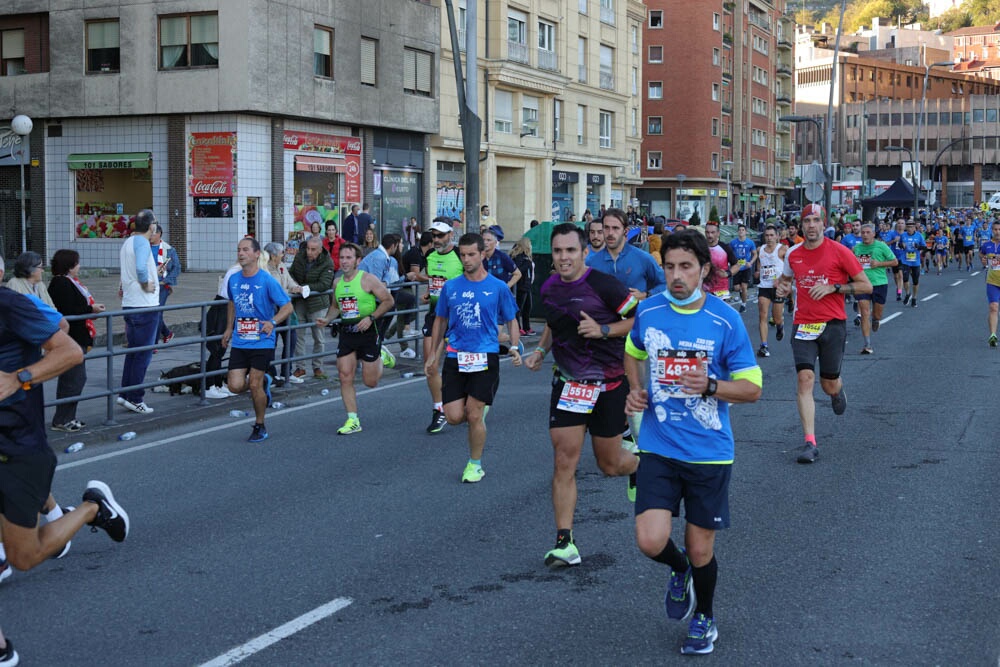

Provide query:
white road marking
left=921, top=293, right=939, bottom=302
left=56, top=376, right=427, bottom=471
left=950, top=280, right=964, bottom=287
left=880, top=312, right=902, bottom=325
left=199, top=597, right=353, bottom=667
left=972, top=271, right=981, bottom=277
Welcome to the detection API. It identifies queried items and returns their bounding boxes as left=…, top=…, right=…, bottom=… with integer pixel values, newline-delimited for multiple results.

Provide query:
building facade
left=431, top=0, right=644, bottom=234
left=950, top=24, right=1000, bottom=81
left=639, top=0, right=794, bottom=222
left=0, top=0, right=439, bottom=270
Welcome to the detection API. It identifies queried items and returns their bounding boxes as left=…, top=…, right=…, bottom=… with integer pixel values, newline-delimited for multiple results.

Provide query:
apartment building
left=0, top=1, right=439, bottom=270
left=639, top=0, right=794, bottom=222
left=431, top=0, right=645, bottom=233
left=950, top=24, right=1000, bottom=81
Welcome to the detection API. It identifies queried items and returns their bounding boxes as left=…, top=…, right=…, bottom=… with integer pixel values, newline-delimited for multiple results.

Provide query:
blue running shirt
left=227, top=269, right=291, bottom=350
left=436, top=273, right=519, bottom=354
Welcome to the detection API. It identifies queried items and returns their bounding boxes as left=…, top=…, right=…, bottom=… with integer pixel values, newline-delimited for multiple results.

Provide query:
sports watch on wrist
left=600, top=324, right=611, bottom=339
left=702, top=377, right=718, bottom=399
left=16, top=368, right=32, bottom=391
left=833, top=284, right=842, bottom=293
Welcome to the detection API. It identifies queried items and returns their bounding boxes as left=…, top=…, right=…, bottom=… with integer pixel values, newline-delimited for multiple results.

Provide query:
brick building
left=950, top=23, right=1000, bottom=81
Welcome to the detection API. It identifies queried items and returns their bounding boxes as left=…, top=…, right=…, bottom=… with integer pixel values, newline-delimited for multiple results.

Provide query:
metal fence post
left=104, top=314, right=117, bottom=426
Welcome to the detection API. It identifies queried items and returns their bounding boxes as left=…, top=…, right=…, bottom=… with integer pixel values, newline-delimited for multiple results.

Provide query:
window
left=648, top=116, right=662, bottom=134
left=988, top=109, right=998, bottom=123
left=578, top=37, right=587, bottom=82
left=1, top=29, right=26, bottom=75
left=599, top=110, right=612, bottom=148
left=713, top=13, right=720, bottom=31
left=752, top=129, right=767, bottom=146
left=712, top=47, right=720, bottom=66
left=649, top=45, right=663, bottom=63
left=631, top=67, right=638, bottom=96
left=648, top=151, right=662, bottom=169
left=752, top=97, right=767, bottom=115
left=579, top=0, right=588, bottom=14
left=600, top=0, right=615, bottom=25
left=522, top=95, right=540, bottom=137
left=599, top=44, right=614, bottom=90
left=712, top=118, right=719, bottom=136
left=86, top=20, right=120, bottom=73
left=578, top=105, right=586, bottom=144
left=538, top=21, right=556, bottom=70
left=403, top=48, right=432, bottom=96
left=313, top=26, right=333, bottom=78
left=495, top=90, right=513, bottom=134
left=159, top=13, right=218, bottom=69
left=752, top=34, right=768, bottom=55
left=554, top=99, right=562, bottom=142
left=752, top=66, right=768, bottom=86
left=360, top=37, right=377, bottom=86
left=650, top=11, right=663, bottom=28
left=631, top=107, right=638, bottom=136
left=712, top=83, right=720, bottom=101
left=508, top=9, right=528, bottom=63
left=973, top=109, right=985, bottom=123
left=711, top=153, right=719, bottom=171
left=631, top=25, right=639, bottom=54
left=648, top=81, right=662, bottom=99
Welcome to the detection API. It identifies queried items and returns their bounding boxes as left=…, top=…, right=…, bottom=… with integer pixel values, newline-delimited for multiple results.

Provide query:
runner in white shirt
left=754, top=224, right=787, bottom=357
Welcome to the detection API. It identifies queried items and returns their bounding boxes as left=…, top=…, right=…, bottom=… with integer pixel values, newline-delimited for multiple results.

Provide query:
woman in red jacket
left=323, top=222, right=345, bottom=272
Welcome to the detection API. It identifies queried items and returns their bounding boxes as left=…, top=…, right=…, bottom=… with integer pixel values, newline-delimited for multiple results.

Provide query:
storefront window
left=70, top=153, right=152, bottom=239
left=375, top=169, right=421, bottom=236
left=284, top=130, right=362, bottom=241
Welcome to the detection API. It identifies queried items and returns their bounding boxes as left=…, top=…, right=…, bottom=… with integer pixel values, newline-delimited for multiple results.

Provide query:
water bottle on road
left=229, top=410, right=249, bottom=417
left=65, top=442, right=85, bottom=453
left=118, top=432, right=136, bottom=441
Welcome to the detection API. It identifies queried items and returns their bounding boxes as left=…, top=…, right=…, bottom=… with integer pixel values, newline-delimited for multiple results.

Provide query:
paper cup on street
left=301, top=285, right=311, bottom=298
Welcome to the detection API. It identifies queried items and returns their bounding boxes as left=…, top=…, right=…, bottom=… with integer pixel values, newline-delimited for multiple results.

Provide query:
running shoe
left=337, top=416, right=362, bottom=435
left=264, top=373, right=273, bottom=407
left=525, top=329, right=537, bottom=336
left=118, top=398, right=154, bottom=414
left=853, top=315, right=861, bottom=327
left=903, top=293, right=911, bottom=305
left=461, top=461, right=485, bottom=483
left=871, top=319, right=880, bottom=332
left=313, top=369, right=328, bottom=380
left=775, top=324, right=784, bottom=341
left=911, top=300, right=917, bottom=308
left=380, top=346, right=396, bottom=369
left=738, top=303, right=747, bottom=313
left=627, top=472, right=637, bottom=503
left=426, top=409, right=447, bottom=434
left=51, top=420, right=83, bottom=433
left=0, top=636, right=18, bottom=667
left=247, top=423, right=269, bottom=443
left=768, top=317, right=774, bottom=326
left=680, top=614, right=718, bottom=655
left=665, top=549, right=695, bottom=620
left=757, top=345, right=770, bottom=358
left=896, top=291, right=902, bottom=301
left=860, top=347, right=874, bottom=355
left=286, top=373, right=305, bottom=384
left=0, top=559, right=10, bottom=585
left=831, top=387, right=847, bottom=415
left=399, top=348, right=417, bottom=359
left=990, top=334, right=998, bottom=348
left=544, top=535, right=581, bottom=568
left=82, top=480, right=129, bottom=542
left=796, top=443, right=819, bottom=464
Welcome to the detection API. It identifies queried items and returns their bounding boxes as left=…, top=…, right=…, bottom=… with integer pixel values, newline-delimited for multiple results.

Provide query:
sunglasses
left=432, top=232, right=448, bottom=238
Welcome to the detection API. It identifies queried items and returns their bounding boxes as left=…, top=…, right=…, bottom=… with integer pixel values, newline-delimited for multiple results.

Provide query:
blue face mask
left=665, top=287, right=703, bottom=307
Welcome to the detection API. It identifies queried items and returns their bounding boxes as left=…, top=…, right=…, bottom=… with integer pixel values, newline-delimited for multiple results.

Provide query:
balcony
left=722, top=61, right=733, bottom=80
left=776, top=147, right=791, bottom=160
left=776, top=64, right=792, bottom=77
left=508, top=40, right=528, bottom=64
left=777, top=36, right=793, bottom=50
left=748, top=13, right=771, bottom=32
left=723, top=1, right=735, bottom=13
left=722, top=137, right=733, bottom=147
left=600, top=70, right=614, bottom=90
left=722, top=101, right=732, bottom=114
left=723, top=32, right=733, bottom=48
left=776, top=120, right=790, bottom=133
left=776, top=92, right=792, bottom=104
left=600, top=5, right=615, bottom=25
left=538, top=48, right=557, bottom=71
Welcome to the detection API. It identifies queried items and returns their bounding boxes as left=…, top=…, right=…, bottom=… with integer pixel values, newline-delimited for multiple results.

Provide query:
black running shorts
left=442, top=354, right=501, bottom=406
left=547, top=374, right=628, bottom=438
left=337, top=325, right=382, bottom=363
left=0, top=446, right=57, bottom=528
left=791, top=319, right=847, bottom=380
left=635, top=453, right=731, bottom=531
left=228, top=347, right=275, bottom=372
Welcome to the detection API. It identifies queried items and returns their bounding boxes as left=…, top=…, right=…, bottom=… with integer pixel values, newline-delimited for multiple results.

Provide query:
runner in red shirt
left=775, top=203, right=871, bottom=464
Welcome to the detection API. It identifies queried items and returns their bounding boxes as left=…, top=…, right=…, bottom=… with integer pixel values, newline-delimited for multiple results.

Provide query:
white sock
left=45, top=505, right=64, bottom=523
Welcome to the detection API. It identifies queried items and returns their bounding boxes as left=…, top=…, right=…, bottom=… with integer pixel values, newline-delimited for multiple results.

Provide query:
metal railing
left=538, top=48, right=557, bottom=71
left=748, top=13, right=771, bottom=32
left=599, top=70, right=614, bottom=90
left=50, top=282, right=430, bottom=425
left=507, top=40, right=529, bottom=64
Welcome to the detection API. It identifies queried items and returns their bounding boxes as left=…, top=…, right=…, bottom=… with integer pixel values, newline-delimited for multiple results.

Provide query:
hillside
left=796, top=0, right=1000, bottom=33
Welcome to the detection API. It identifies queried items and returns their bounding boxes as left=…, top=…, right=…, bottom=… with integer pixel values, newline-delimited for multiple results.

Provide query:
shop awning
left=68, top=152, right=151, bottom=170
left=295, top=155, right=341, bottom=173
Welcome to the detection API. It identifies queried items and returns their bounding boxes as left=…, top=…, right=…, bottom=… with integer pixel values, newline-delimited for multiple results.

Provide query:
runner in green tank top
left=420, top=219, right=464, bottom=434
left=317, top=243, right=395, bottom=435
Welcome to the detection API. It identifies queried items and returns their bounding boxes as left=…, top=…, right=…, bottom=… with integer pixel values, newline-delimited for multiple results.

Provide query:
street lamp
left=780, top=114, right=830, bottom=217
left=722, top=160, right=733, bottom=223
left=885, top=145, right=918, bottom=218
left=675, top=173, right=686, bottom=219
left=915, top=61, right=953, bottom=211
left=10, top=114, right=32, bottom=254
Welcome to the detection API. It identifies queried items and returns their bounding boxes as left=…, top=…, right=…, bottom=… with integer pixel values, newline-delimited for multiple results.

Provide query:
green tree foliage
left=817, top=0, right=1000, bottom=32
left=709, top=205, right=720, bottom=223
left=688, top=210, right=702, bottom=227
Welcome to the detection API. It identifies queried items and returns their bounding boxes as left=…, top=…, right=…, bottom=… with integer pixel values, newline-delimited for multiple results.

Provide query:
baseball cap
left=429, top=220, right=453, bottom=234
left=802, top=203, right=825, bottom=220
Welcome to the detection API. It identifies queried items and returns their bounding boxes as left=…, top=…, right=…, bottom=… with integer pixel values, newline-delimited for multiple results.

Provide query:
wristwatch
left=833, top=284, right=842, bottom=293
left=600, top=324, right=611, bottom=339
left=702, top=377, right=718, bottom=399
left=16, top=368, right=32, bottom=391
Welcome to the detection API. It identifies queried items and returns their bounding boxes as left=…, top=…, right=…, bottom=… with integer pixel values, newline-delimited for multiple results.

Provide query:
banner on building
left=189, top=132, right=237, bottom=197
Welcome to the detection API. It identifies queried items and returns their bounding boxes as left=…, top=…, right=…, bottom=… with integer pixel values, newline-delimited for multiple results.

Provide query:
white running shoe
left=399, top=348, right=417, bottom=359
left=119, top=398, right=154, bottom=414
left=204, top=386, right=232, bottom=399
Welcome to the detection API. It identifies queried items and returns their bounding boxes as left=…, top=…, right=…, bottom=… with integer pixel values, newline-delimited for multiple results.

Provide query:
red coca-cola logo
left=345, top=138, right=362, bottom=153
left=193, top=180, right=229, bottom=194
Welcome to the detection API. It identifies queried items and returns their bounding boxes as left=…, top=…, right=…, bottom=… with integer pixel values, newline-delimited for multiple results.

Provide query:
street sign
left=805, top=183, right=824, bottom=202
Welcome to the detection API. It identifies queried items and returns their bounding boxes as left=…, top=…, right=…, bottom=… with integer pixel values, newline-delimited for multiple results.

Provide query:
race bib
left=557, top=381, right=601, bottom=414
left=990, top=257, right=1000, bottom=270
left=905, top=251, right=917, bottom=261
left=430, top=275, right=447, bottom=298
left=858, top=255, right=872, bottom=270
left=761, top=265, right=778, bottom=281
left=339, top=296, right=359, bottom=319
left=737, top=259, right=747, bottom=268
left=655, top=349, right=707, bottom=393
left=237, top=318, right=260, bottom=341
left=713, top=290, right=730, bottom=300
left=457, top=351, right=488, bottom=373
left=795, top=322, right=826, bottom=341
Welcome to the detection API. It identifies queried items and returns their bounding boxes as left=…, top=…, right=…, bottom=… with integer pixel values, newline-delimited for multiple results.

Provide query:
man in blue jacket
left=585, top=208, right=665, bottom=301
left=150, top=222, right=180, bottom=344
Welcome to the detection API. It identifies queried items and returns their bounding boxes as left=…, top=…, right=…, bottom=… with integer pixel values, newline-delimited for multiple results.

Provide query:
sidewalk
left=44, top=269, right=429, bottom=451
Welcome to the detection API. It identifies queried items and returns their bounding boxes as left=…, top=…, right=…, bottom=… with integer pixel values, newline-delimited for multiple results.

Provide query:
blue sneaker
left=680, top=613, right=718, bottom=655
left=664, top=549, right=695, bottom=620
left=264, top=373, right=273, bottom=407
left=248, top=423, right=269, bottom=443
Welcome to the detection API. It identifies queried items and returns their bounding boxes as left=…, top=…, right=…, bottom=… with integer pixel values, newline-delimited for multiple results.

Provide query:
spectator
left=404, top=216, right=420, bottom=249
left=289, top=236, right=335, bottom=380
left=648, top=219, right=665, bottom=266
left=6, top=252, right=55, bottom=309
left=304, top=220, right=323, bottom=242
left=483, top=228, right=521, bottom=290
left=361, top=227, right=379, bottom=257
left=117, top=209, right=159, bottom=413
left=262, top=242, right=303, bottom=386
left=323, top=222, right=345, bottom=272
left=358, top=203, right=375, bottom=236
left=150, top=222, right=180, bottom=344
left=480, top=204, right=497, bottom=229
left=360, top=233, right=416, bottom=357
left=342, top=204, right=361, bottom=244
left=47, top=249, right=105, bottom=432
left=510, top=237, right=535, bottom=336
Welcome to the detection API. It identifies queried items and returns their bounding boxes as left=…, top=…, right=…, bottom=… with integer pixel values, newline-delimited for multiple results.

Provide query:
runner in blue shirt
left=962, top=221, right=978, bottom=271
left=425, top=233, right=521, bottom=483
left=898, top=220, right=925, bottom=306
left=883, top=220, right=905, bottom=300
left=624, top=230, right=762, bottom=656
left=222, top=237, right=294, bottom=442
left=728, top=224, right=757, bottom=313
left=839, top=221, right=861, bottom=251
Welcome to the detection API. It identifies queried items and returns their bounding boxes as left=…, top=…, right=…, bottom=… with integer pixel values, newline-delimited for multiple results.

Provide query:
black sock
left=652, top=539, right=690, bottom=573
left=556, top=528, right=572, bottom=543
left=692, top=556, right=718, bottom=618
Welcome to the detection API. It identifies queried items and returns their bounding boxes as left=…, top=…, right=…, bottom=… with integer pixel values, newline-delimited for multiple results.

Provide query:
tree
left=929, top=7, right=973, bottom=31
left=709, top=205, right=720, bottom=223
left=688, top=210, right=702, bottom=227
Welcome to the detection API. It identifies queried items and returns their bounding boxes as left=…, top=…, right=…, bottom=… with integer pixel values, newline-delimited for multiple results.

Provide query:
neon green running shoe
left=544, top=535, right=581, bottom=568
left=337, top=416, right=362, bottom=435
left=380, top=346, right=396, bottom=369
left=461, top=461, right=485, bottom=483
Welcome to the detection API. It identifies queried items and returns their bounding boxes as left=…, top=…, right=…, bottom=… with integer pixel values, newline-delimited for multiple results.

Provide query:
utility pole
left=824, top=0, right=848, bottom=219
left=443, top=0, right=482, bottom=226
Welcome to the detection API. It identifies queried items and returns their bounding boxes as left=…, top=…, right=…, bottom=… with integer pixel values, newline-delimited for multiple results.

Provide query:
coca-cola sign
left=282, top=130, right=361, bottom=155
left=189, top=131, right=236, bottom=197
